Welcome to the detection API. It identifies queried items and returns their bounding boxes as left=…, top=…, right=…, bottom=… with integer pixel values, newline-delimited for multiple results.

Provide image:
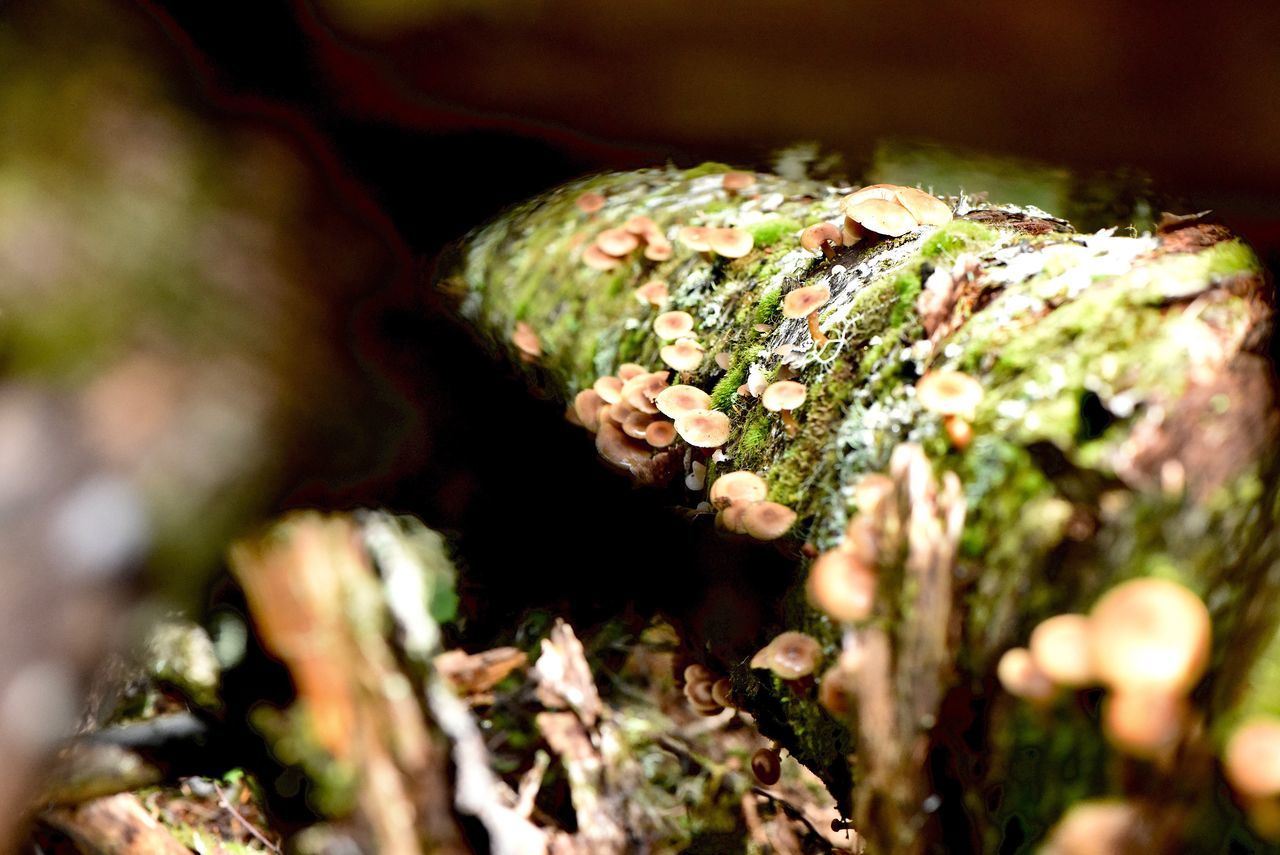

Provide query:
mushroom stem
left=781, top=409, right=799, bottom=437
left=807, top=312, right=830, bottom=350
left=821, top=241, right=836, bottom=261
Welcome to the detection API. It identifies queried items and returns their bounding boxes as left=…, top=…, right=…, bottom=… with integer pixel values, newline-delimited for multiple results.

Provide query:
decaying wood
left=41, top=793, right=191, bottom=855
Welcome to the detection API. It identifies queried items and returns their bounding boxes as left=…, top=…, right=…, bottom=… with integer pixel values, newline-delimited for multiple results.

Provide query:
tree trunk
left=436, top=163, right=1280, bottom=852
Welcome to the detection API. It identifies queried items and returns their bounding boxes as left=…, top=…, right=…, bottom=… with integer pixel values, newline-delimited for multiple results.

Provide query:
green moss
left=683, top=161, right=735, bottom=179
left=748, top=218, right=802, bottom=248
left=920, top=219, right=998, bottom=262
left=888, top=269, right=923, bottom=327
left=755, top=285, right=784, bottom=324
left=710, top=360, right=749, bottom=411
left=1202, top=238, right=1262, bottom=279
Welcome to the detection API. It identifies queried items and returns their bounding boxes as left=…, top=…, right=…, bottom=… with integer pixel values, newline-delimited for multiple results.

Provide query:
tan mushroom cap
left=916, top=370, right=984, bottom=419
left=716, top=501, right=749, bottom=533
left=895, top=187, right=953, bottom=226
left=710, top=678, right=733, bottom=709
left=722, top=171, right=757, bottom=192
left=624, top=215, right=659, bottom=236
left=818, top=664, right=858, bottom=719
left=608, top=399, right=634, bottom=424
left=800, top=222, right=842, bottom=252
left=842, top=184, right=901, bottom=208
left=622, top=370, right=669, bottom=414
left=674, top=408, right=730, bottom=447
left=644, top=419, right=677, bottom=448
left=655, top=384, right=713, bottom=418
left=661, top=338, right=706, bottom=372
left=512, top=321, right=541, bottom=358
left=1102, top=689, right=1187, bottom=759
left=762, top=380, right=808, bottom=412
left=1088, top=577, right=1211, bottom=694
left=1043, top=800, right=1145, bottom=855
left=617, top=362, right=646, bottom=382
left=1029, top=613, right=1096, bottom=688
left=742, top=501, right=797, bottom=541
left=807, top=548, right=876, bottom=621
left=635, top=279, right=670, bottom=306
left=683, top=663, right=712, bottom=684
left=596, top=228, right=639, bottom=257
left=996, top=647, right=1056, bottom=702
left=622, top=410, right=655, bottom=439
left=573, top=388, right=605, bottom=432
left=653, top=310, right=695, bottom=340
left=709, top=470, right=768, bottom=507
left=684, top=677, right=718, bottom=709
left=677, top=226, right=712, bottom=252
left=595, top=420, right=652, bottom=473
left=853, top=473, right=895, bottom=515
left=575, top=191, right=605, bottom=214
left=751, top=748, right=781, bottom=785
left=593, top=375, right=623, bottom=404
left=1225, top=717, right=1280, bottom=798
left=750, top=631, right=822, bottom=680
left=844, top=197, right=917, bottom=238
left=782, top=284, right=832, bottom=319
left=708, top=227, right=754, bottom=259
left=583, top=243, right=621, bottom=270
left=643, top=239, right=673, bottom=261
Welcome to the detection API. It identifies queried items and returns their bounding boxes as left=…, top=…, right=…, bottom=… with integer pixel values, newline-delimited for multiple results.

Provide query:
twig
left=211, top=781, right=280, bottom=853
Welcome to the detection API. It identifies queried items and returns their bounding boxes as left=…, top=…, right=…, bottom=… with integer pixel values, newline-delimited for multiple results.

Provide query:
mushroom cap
left=512, top=321, right=541, bottom=358
left=660, top=338, right=705, bottom=372
left=742, top=501, right=797, bottom=541
left=1043, top=801, right=1145, bottom=855
left=895, top=187, right=953, bottom=226
left=573, top=389, right=605, bottom=432
left=683, top=664, right=712, bottom=684
left=708, top=227, right=754, bottom=259
left=622, top=410, right=655, bottom=439
left=1029, top=613, right=1096, bottom=688
left=623, top=215, right=659, bottom=236
left=643, top=239, right=674, bottom=261
left=644, top=419, right=677, bottom=448
left=617, top=362, right=647, bottom=381
left=751, top=748, right=782, bottom=785
left=722, top=171, right=757, bottom=192
left=762, top=380, right=808, bottom=412
left=674, top=408, right=730, bottom=447
left=655, top=384, right=713, bottom=418
left=853, top=473, right=896, bottom=515
left=842, top=184, right=901, bottom=209
left=635, top=279, right=670, bottom=306
left=1225, top=717, right=1280, bottom=798
left=716, top=502, right=750, bottom=533
left=677, top=226, right=712, bottom=252
left=1102, top=689, right=1187, bottom=759
left=1088, top=577, right=1211, bottom=693
left=708, top=470, right=768, bottom=507
left=996, top=647, right=1056, bottom=702
left=683, top=677, right=718, bottom=709
left=800, top=222, right=842, bottom=252
left=575, top=191, right=605, bottom=214
left=782, top=284, right=832, bottom=319
left=844, top=198, right=917, bottom=237
left=622, top=370, right=669, bottom=413
left=653, top=310, right=695, bottom=340
left=807, top=548, right=876, bottom=621
left=595, top=420, right=653, bottom=473
left=593, top=375, right=623, bottom=404
left=915, top=370, right=984, bottom=419
left=751, top=631, right=821, bottom=679
left=596, top=228, right=640, bottom=257
left=819, top=664, right=859, bottom=719
left=582, top=243, right=622, bottom=270
left=710, top=678, right=733, bottom=708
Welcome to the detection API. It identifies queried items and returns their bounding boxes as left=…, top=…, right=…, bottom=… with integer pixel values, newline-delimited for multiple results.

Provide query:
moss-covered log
left=437, top=162, right=1280, bottom=852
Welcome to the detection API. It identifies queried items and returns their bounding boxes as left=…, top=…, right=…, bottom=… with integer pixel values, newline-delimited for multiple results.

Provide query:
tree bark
left=436, top=164, right=1280, bottom=852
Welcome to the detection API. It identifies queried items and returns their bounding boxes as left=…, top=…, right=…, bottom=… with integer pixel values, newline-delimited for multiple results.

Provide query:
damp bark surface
left=436, top=163, right=1280, bottom=853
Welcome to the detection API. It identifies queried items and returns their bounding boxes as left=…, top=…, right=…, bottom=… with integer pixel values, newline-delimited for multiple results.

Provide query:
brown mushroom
left=751, top=631, right=821, bottom=680
left=575, top=191, right=605, bottom=215
left=655, top=384, right=713, bottom=418
left=707, top=227, right=754, bottom=259
left=593, top=375, right=623, bottom=404
left=512, top=321, right=541, bottom=362
left=660, top=338, right=706, bottom=372
left=595, top=420, right=653, bottom=474
left=635, top=279, right=670, bottom=307
left=722, top=171, right=757, bottom=196
left=800, top=222, right=843, bottom=260
left=807, top=548, right=876, bottom=621
left=596, top=228, right=640, bottom=257
left=622, top=370, right=669, bottom=414
left=843, top=198, right=917, bottom=239
left=583, top=243, right=621, bottom=271
left=710, top=678, right=734, bottom=709
left=674, top=408, right=730, bottom=448
left=644, top=237, right=674, bottom=261
left=782, top=283, right=832, bottom=349
left=708, top=470, right=768, bottom=508
left=1029, top=614, right=1095, bottom=688
left=623, top=215, right=660, bottom=238
left=1225, top=717, right=1280, bottom=799
left=762, top=380, right=808, bottom=436
left=894, top=187, right=953, bottom=226
left=573, top=389, right=606, bottom=432
left=1088, top=577, right=1211, bottom=694
left=716, top=501, right=750, bottom=534
left=622, top=410, right=656, bottom=440
left=617, top=362, right=647, bottom=382
left=644, top=419, right=677, bottom=448
left=916, top=370, right=984, bottom=422
left=1102, top=689, right=1187, bottom=759
left=742, top=501, right=797, bottom=541
left=996, top=647, right=1056, bottom=703
left=653, top=310, right=695, bottom=341
left=1042, top=800, right=1146, bottom=855
left=751, top=747, right=782, bottom=785
left=676, top=226, right=712, bottom=253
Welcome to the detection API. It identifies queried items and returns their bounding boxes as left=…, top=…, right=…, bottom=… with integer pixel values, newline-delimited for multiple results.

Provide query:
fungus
left=1029, top=614, right=1095, bottom=688
left=895, top=187, right=953, bottom=226
left=710, top=678, right=733, bottom=709
left=818, top=664, right=858, bottom=719
left=782, top=283, right=832, bottom=349
left=1225, top=717, right=1280, bottom=798
left=622, top=410, right=655, bottom=440
left=751, top=747, right=782, bottom=785
left=661, top=338, right=706, bottom=372
left=683, top=676, right=722, bottom=715
left=655, top=384, right=712, bottom=418
left=1088, top=577, right=1210, bottom=694
left=644, top=420, right=677, bottom=448
left=583, top=243, right=621, bottom=271
left=800, top=222, right=842, bottom=260
left=915, top=370, right=984, bottom=428
left=683, top=664, right=712, bottom=684
left=843, top=198, right=916, bottom=239
left=653, top=310, right=695, bottom=340
left=674, top=409, right=730, bottom=448
left=742, top=501, right=797, bottom=541
left=996, top=647, right=1056, bottom=703
left=644, top=239, right=673, bottom=262
left=842, top=184, right=902, bottom=207
left=617, top=362, right=646, bottom=382
left=722, top=171, right=757, bottom=196
left=1102, top=689, right=1187, bottom=759
left=512, top=321, right=541, bottom=362
left=575, top=191, right=605, bottom=215
left=685, top=460, right=708, bottom=492
left=762, top=380, right=808, bottom=436
left=807, top=548, right=876, bottom=621
left=573, top=389, right=605, bottom=432
left=607, top=399, right=634, bottom=424
left=676, top=226, right=712, bottom=252
left=945, top=416, right=974, bottom=450
left=714, top=351, right=732, bottom=371
left=853, top=473, right=895, bottom=515
left=708, top=470, right=768, bottom=508
left=707, top=227, right=754, bottom=259
left=596, top=228, right=639, bottom=257
left=1042, top=800, right=1145, bottom=855
left=716, top=501, right=749, bottom=534
left=595, top=420, right=653, bottom=474
left=635, top=279, right=670, bottom=307
left=623, top=215, right=659, bottom=237
left=622, top=370, right=669, bottom=413
left=751, top=631, right=821, bottom=680
left=593, top=375, right=624, bottom=404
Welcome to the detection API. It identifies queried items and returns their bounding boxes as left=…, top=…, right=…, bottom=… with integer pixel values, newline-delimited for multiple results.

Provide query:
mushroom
left=761, top=380, right=808, bottom=436
left=583, top=243, right=621, bottom=271
left=660, top=338, right=706, bottom=372
left=894, top=187, right=953, bottom=226
left=596, top=228, right=639, bottom=257
left=800, top=222, right=843, bottom=260
left=916, top=370, right=984, bottom=444
left=710, top=678, right=734, bottom=709
left=595, top=420, right=653, bottom=474
left=751, top=747, right=782, bottom=785
left=617, top=362, right=647, bottom=382
left=1042, top=801, right=1146, bottom=855
left=622, top=410, right=656, bottom=439
left=623, top=215, right=660, bottom=238
left=677, top=226, right=713, bottom=253
left=707, top=227, right=754, bottom=259
left=683, top=664, right=712, bottom=684
left=622, top=370, right=669, bottom=414
left=714, top=351, right=732, bottom=371
left=807, top=548, right=876, bottom=621
left=1029, top=614, right=1095, bottom=688
left=716, top=501, right=750, bottom=534
left=708, top=470, right=768, bottom=508
left=818, top=664, right=858, bottom=719
left=1225, top=717, right=1280, bottom=799
left=653, top=310, right=695, bottom=341
left=644, top=420, right=677, bottom=448
left=644, top=239, right=674, bottom=262
left=1088, top=577, right=1211, bottom=694
left=655, top=384, right=713, bottom=418
left=742, top=501, right=797, bottom=541
left=573, top=389, right=606, bottom=432
left=593, top=375, right=624, bottom=404
left=722, top=171, right=757, bottom=196
left=512, top=321, right=541, bottom=362
left=843, top=198, right=917, bottom=239
left=782, top=283, right=832, bottom=349
left=750, top=631, right=821, bottom=680
left=673, top=408, right=730, bottom=448
left=1102, top=689, right=1187, bottom=759
left=575, top=191, right=605, bottom=215
left=635, top=279, right=670, bottom=307
left=996, top=647, right=1056, bottom=703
